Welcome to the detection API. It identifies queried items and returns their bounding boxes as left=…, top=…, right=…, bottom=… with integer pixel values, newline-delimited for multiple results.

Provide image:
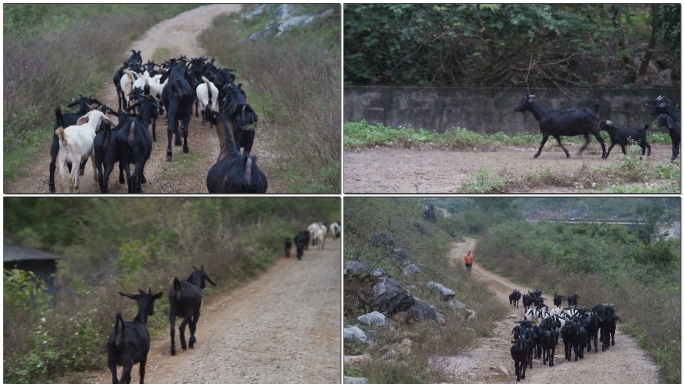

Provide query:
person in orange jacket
left=464, top=250, right=474, bottom=273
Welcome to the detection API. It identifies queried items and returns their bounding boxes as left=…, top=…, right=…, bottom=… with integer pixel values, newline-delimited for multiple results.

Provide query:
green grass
left=344, top=120, right=675, bottom=150
left=161, top=151, right=205, bottom=179
left=456, top=167, right=508, bottom=193
left=151, top=47, right=172, bottom=62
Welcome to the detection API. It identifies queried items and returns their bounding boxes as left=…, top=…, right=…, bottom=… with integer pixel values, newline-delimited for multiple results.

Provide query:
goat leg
left=139, top=357, right=146, bottom=384
left=189, top=310, right=200, bottom=349
left=554, top=135, right=570, bottom=158
left=534, top=134, right=549, bottom=158
left=170, top=315, right=177, bottom=356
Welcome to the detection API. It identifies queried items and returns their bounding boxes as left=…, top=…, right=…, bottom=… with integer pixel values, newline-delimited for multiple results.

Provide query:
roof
left=3, top=243, right=63, bottom=262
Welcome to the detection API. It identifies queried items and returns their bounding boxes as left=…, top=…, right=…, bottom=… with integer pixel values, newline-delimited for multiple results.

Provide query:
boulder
left=389, top=247, right=408, bottom=262
left=344, top=260, right=368, bottom=278
left=370, top=232, right=394, bottom=248
left=448, top=298, right=467, bottom=309
left=344, top=325, right=368, bottom=344
left=344, top=354, right=371, bottom=369
left=402, top=263, right=421, bottom=276
left=408, top=298, right=443, bottom=323
left=372, top=278, right=414, bottom=315
left=426, top=281, right=456, bottom=301
left=357, top=311, right=389, bottom=327
left=344, top=377, right=369, bottom=384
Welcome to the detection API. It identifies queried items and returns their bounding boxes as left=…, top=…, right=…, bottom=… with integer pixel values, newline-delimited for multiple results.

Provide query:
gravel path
left=83, top=239, right=341, bottom=383
left=436, top=237, right=661, bottom=384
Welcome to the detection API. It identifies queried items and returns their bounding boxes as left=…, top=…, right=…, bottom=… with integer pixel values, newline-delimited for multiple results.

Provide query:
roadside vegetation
left=3, top=198, right=340, bottom=384
left=344, top=198, right=508, bottom=383
left=433, top=198, right=679, bottom=384
left=200, top=4, right=341, bottom=193
left=3, top=4, right=199, bottom=182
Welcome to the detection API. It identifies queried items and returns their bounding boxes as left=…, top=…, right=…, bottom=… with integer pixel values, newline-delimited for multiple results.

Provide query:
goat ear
left=76, top=115, right=89, bottom=126
left=153, top=291, right=163, bottom=300
left=192, top=266, right=198, bottom=270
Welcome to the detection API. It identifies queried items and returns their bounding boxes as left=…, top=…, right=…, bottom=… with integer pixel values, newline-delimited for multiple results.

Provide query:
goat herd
left=508, top=289, right=622, bottom=382
left=108, top=221, right=340, bottom=383
left=285, top=221, right=342, bottom=260
left=50, top=49, right=267, bottom=194
left=514, top=93, right=680, bottom=161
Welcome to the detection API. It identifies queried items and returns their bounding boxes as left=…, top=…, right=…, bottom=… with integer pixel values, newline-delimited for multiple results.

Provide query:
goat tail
left=55, top=126, right=67, bottom=148
left=202, top=76, right=212, bottom=107
left=173, top=277, right=182, bottom=300
left=114, top=312, right=125, bottom=347
left=127, top=121, right=136, bottom=145
left=244, top=157, right=253, bottom=185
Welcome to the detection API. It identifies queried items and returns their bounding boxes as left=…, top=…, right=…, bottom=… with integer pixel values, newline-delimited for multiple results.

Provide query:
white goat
left=308, top=222, right=327, bottom=250
left=195, top=76, right=219, bottom=126
left=55, top=109, right=115, bottom=192
left=120, top=69, right=140, bottom=111
left=329, top=222, right=341, bottom=240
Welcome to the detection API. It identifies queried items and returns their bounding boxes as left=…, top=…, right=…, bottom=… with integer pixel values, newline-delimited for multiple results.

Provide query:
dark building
left=4, top=243, right=62, bottom=295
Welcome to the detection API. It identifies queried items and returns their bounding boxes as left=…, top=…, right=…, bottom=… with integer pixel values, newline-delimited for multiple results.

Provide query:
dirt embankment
left=78, top=238, right=341, bottom=384
left=6, top=4, right=286, bottom=193
left=343, top=145, right=676, bottom=193
left=437, top=237, right=660, bottom=384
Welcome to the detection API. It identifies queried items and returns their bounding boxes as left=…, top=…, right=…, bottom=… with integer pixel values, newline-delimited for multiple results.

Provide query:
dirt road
left=81, top=238, right=341, bottom=384
left=5, top=4, right=287, bottom=193
left=438, top=237, right=660, bottom=384
left=343, top=145, right=675, bottom=193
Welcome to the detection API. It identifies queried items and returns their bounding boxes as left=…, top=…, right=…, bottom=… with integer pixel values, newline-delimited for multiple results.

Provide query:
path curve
left=80, top=239, right=341, bottom=383
left=439, top=237, right=660, bottom=384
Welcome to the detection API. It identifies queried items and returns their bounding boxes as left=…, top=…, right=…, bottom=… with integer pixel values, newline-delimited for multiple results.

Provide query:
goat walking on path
left=107, top=289, right=163, bottom=384
left=514, top=92, right=606, bottom=159
left=169, top=266, right=217, bottom=356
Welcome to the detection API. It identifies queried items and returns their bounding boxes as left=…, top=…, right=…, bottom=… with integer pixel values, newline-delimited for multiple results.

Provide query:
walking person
left=464, top=250, right=474, bottom=274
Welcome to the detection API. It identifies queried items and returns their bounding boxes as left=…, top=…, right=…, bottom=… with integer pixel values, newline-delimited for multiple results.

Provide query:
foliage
left=345, top=4, right=675, bottom=88
left=456, top=167, right=508, bottom=193
left=4, top=268, right=50, bottom=313
left=655, top=4, right=681, bottom=62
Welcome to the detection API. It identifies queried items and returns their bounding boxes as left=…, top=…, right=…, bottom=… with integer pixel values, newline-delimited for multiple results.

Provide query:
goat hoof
left=181, top=345, right=187, bottom=351
left=49, top=183, right=56, bottom=193
left=183, top=146, right=189, bottom=153
left=79, top=169, right=85, bottom=176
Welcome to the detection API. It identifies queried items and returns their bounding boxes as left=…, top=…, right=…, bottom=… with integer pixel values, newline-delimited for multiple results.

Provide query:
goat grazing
left=55, top=108, right=116, bottom=192
left=509, top=289, right=521, bottom=307
left=514, top=92, right=606, bottom=158
left=656, top=114, right=681, bottom=162
left=169, top=266, right=217, bottom=356
left=107, top=289, right=163, bottom=384
left=285, top=237, right=293, bottom=258
left=206, top=112, right=268, bottom=193
left=599, top=120, right=651, bottom=158
left=649, top=95, right=681, bottom=123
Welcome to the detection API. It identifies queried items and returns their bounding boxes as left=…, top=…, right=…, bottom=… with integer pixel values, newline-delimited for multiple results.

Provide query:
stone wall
left=344, top=86, right=680, bottom=135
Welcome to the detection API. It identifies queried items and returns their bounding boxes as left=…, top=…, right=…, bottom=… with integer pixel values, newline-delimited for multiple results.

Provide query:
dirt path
left=343, top=145, right=676, bottom=193
left=5, top=4, right=286, bottom=193
left=79, top=238, right=341, bottom=384
left=438, top=237, right=660, bottom=384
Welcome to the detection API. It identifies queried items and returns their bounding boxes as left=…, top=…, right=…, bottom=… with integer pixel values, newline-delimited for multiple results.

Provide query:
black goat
left=567, top=292, right=580, bottom=307
left=509, top=289, right=521, bottom=307
left=293, top=233, right=306, bottom=260
left=107, top=289, right=163, bottom=384
left=49, top=95, right=103, bottom=193
left=92, top=104, right=127, bottom=193
left=591, top=303, right=616, bottom=352
left=649, top=95, right=681, bottom=123
left=581, top=311, right=600, bottom=353
left=541, top=328, right=560, bottom=367
left=510, top=335, right=529, bottom=382
left=206, top=112, right=268, bottom=193
left=656, top=114, right=681, bottom=162
left=218, top=82, right=257, bottom=157
left=116, top=85, right=158, bottom=193
left=599, top=120, right=651, bottom=158
left=284, top=237, right=292, bottom=258
left=169, top=266, right=217, bottom=356
left=553, top=294, right=564, bottom=308
left=160, top=59, right=194, bottom=161
left=514, top=92, right=606, bottom=158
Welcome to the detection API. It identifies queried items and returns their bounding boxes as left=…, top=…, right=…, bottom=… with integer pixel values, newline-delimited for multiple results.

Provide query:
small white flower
left=43, top=340, right=47, bottom=344
left=41, top=317, right=46, bottom=323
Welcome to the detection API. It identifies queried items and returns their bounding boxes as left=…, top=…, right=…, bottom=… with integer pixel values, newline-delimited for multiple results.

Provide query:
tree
left=633, top=200, right=670, bottom=244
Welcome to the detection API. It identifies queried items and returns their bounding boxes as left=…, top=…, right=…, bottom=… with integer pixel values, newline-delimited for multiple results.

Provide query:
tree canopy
left=344, top=4, right=680, bottom=88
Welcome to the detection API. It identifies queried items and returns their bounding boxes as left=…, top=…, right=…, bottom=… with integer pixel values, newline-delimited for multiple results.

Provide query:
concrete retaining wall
left=344, top=86, right=680, bottom=135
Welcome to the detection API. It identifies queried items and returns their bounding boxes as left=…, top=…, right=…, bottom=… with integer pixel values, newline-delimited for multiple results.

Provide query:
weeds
left=457, top=167, right=509, bottom=193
